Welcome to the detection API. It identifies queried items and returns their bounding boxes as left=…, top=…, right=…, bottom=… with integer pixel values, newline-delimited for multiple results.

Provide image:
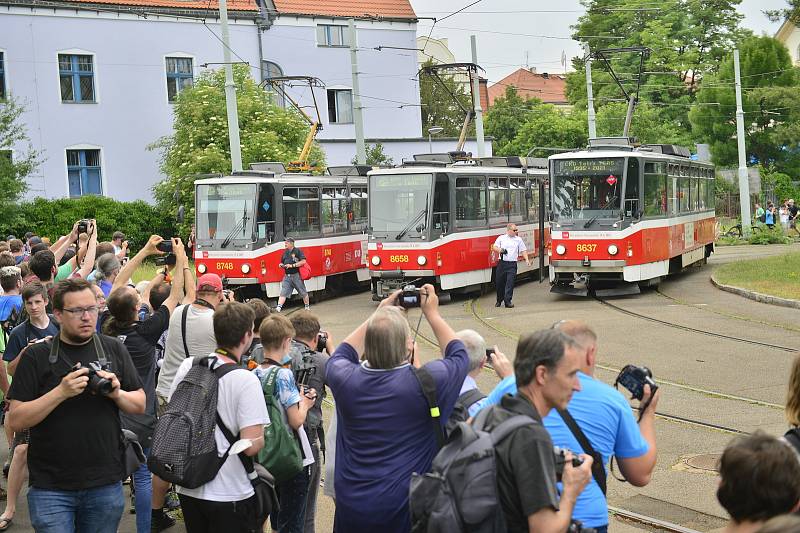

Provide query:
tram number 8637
left=575, top=244, right=597, bottom=253
left=390, top=255, right=409, bottom=263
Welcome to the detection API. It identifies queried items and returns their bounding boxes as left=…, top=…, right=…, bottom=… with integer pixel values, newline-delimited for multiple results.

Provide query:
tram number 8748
left=575, top=244, right=597, bottom=253
left=390, top=255, right=409, bottom=263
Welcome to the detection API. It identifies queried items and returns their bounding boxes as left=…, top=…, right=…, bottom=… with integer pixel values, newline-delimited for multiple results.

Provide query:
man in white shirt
left=492, top=223, right=531, bottom=308
left=168, top=301, right=269, bottom=533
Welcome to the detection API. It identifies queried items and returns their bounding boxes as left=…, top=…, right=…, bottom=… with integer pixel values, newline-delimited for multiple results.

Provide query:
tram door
left=256, top=183, right=276, bottom=244
left=432, top=173, right=450, bottom=238
left=624, top=158, right=641, bottom=218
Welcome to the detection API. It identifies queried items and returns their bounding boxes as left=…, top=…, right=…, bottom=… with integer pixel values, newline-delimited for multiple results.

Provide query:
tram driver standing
left=276, top=237, right=310, bottom=312
left=492, top=223, right=531, bottom=308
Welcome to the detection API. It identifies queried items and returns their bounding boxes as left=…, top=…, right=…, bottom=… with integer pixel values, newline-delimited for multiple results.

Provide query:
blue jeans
left=28, top=482, right=125, bottom=533
left=594, top=526, right=608, bottom=533
left=132, top=447, right=152, bottom=533
left=271, top=466, right=310, bottom=533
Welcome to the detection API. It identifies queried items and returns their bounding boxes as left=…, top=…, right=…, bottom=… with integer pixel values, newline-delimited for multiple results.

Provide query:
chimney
left=542, top=72, right=549, bottom=79
left=479, top=77, right=489, bottom=111
left=528, top=67, right=536, bottom=74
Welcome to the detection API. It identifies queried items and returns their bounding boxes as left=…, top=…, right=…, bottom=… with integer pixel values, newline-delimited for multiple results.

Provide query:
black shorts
left=12, top=429, right=30, bottom=448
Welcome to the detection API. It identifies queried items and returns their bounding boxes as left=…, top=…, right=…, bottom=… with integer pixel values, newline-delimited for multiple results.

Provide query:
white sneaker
left=275, top=306, right=282, bottom=312
left=304, top=305, right=311, bottom=310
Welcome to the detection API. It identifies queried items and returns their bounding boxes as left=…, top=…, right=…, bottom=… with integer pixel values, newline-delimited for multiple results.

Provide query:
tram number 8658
left=389, top=255, right=409, bottom=263
left=575, top=244, right=597, bottom=253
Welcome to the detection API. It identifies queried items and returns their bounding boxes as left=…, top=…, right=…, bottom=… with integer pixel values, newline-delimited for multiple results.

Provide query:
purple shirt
left=326, top=340, right=469, bottom=533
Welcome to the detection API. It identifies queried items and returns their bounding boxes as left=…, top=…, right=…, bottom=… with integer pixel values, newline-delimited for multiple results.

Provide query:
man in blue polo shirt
left=480, top=320, right=659, bottom=533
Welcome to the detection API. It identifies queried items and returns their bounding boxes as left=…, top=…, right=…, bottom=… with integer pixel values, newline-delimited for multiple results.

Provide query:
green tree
left=351, top=143, right=394, bottom=166
left=504, top=105, right=589, bottom=158
left=484, top=86, right=541, bottom=156
left=150, top=64, right=326, bottom=233
left=419, top=59, right=473, bottom=137
left=0, top=98, right=42, bottom=229
left=689, top=36, right=800, bottom=172
left=596, top=102, right=693, bottom=145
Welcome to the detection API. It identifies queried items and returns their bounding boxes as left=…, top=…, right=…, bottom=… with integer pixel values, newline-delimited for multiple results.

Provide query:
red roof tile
left=272, top=0, right=416, bottom=19
left=52, top=0, right=258, bottom=12
left=488, top=68, right=568, bottom=106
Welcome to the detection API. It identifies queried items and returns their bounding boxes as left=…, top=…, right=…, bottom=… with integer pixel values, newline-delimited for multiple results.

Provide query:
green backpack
left=257, top=366, right=303, bottom=484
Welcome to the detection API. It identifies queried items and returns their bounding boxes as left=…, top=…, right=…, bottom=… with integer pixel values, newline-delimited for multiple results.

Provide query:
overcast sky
left=408, top=0, right=789, bottom=82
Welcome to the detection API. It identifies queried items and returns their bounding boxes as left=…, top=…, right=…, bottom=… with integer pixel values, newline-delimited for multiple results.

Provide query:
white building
left=776, top=19, right=800, bottom=64
left=0, top=0, right=490, bottom=201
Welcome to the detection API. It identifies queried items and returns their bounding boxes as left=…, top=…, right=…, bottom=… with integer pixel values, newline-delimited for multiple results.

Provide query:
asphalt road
left=3, top=243, right=798, bottom=532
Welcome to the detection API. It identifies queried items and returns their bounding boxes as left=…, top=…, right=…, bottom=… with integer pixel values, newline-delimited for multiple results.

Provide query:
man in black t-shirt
left=7, top=278, right=144, bottom=532
left=276, top=237, right=310, bottom=312
left=481, top=329, right=593, bottom=533
left=789, top=199, right=799, bottom=236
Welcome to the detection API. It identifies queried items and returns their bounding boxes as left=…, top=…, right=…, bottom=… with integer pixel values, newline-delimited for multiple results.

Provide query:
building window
left=166, top=57, right=193, bottom=102
left=59, top=54, right=95, bottom=103
left=67, top=149, right=102, bottom=196
left=263, top=61, right=285, bottom=108
left=0, top=52, right=6, bottom=101
left=316, top=25, right=350, bottom=47
left=327, top=89, right=353, bottom=124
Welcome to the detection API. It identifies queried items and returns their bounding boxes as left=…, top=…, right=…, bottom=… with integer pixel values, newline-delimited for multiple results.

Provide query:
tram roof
left=549, top=149, right=714, bottom=167
left=366, top=164, right=548, bottom=177
left=194, top=173, right=368, bottom=186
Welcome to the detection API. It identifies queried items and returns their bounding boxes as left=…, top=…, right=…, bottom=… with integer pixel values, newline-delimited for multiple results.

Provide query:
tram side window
left=707, top=176, right=714, bottom=209
left=455, top=176, right=487, bottom=228
left=526, top=183, right=539, bottom=222
left=322, top=187, right=348, bottom=234
left=643, top=173, right=667, bottom=216
left=433, top=174, right=450, bottom=233
left=668, top=177, right=678, bottom=215
left=678, top=178, right=691, bottom=213
left=692, top=178, right=700, bottom=211
left=509, top=178, right=526, bottom=223
left=698, top=179, right=706, bottom=210
left=488, top=177, right=509, bottom=225
left=348, top=187, right=368, bottom=231
left=283, top=187, right=320, bottom=238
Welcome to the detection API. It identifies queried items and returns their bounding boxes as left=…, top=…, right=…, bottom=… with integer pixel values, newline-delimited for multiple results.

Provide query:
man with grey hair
left=445, top=330, right=514, bottom=434
left=326, top=284, right=468, bottom=533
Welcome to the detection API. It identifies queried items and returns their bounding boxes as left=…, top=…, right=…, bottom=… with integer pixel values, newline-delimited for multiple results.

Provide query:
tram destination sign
left=554, top=158, right=624, bottom=176
left=372, top=174, right=431, bottom=188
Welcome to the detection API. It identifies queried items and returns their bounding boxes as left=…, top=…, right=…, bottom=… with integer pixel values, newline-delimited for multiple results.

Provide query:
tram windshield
left=196, top=183, right=257, bottom=243
left=552, top=158, right=624, bottom=221
left=369, top=173, right=432, bottom=239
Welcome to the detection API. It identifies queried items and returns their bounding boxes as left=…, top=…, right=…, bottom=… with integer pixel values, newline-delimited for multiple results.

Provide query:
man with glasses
left=6, top=278, right=144, bottom=533
left=492, top=223, right=531, bottom=309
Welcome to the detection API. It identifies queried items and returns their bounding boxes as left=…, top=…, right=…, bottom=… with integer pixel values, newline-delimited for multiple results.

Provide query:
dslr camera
left=399, top=284, right=422, bottom=309
left=317, top=332, right=328, bottom=353
left=553, top=446, right=584, bottom=481
left=155, top=238, right=176, bottom=267
left=616, top=365, right=658, bottom=401
left=294, top=358, right=316, bottom=393
left=75, top=361, right=114, bottom=396
left=77, top=219, right=90, bottom=235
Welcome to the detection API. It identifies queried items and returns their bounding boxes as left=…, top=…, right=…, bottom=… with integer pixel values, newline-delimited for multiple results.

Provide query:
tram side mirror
left=268, top=230, right=275, bottom=244
left=416, top=223, right=425, bottom=234
left=176, top=205, right=185, bottom=224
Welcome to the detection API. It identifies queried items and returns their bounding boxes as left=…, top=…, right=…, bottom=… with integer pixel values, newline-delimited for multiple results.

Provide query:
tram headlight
left=371, top=255, right=381, bottom=266
left=197, top=263, right=207, bottom=274
left=417, top=255, right=427, bottom=266
left=241, top=263, right=251, bottom=274
left=607, top=244, right=619, bottom=256
left=555, top=244, right=566, bottom=255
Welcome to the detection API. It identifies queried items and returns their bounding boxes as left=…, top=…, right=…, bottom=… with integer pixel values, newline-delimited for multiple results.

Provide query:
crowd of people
left=755, top=198, right=800, bottom=234
left=0, top=225, right=798, bottom=533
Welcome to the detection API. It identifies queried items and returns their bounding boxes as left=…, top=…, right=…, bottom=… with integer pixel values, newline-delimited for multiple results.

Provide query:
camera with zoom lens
left=83, top=361, right=114, bottom=396
left=156, top=240, right=173, bottom=253
left=154, top=254, right=176, bottom=267
left=616, top=365, right=658, bottom=401
left=317, top=332, right=328, bottom=353
left=568, top=520, right=596, bottom=533
left=77, top=219, right=90, bottom=235
left=399, top=284, right=422, bottom=308
left=553, top=446, right=584, bottom=481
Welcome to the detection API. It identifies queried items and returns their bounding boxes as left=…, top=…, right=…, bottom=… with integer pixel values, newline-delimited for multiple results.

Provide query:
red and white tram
left=367, top=155, right=549, bottom=300
left=548, top=139, right=716, bottom=296
left=193, top=164, right=370, bottom=300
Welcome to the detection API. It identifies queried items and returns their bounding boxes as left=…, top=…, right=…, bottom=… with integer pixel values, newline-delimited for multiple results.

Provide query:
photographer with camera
left=6, top=278, right=145, bottom=532
left=287, top=310, right=333, bottom=533
left=492, top=223, right=531, bottom=309
left=478, top=328, right=593, bottom=533
left=325, top=284, right=468, bottom=533
left=105, top=235, right=188, bottom=533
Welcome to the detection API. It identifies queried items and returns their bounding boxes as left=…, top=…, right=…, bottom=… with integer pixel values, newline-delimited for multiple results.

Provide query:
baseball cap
left=197, top=273, right=223, bottom=292
left=28, top=236, right=43, bottom=246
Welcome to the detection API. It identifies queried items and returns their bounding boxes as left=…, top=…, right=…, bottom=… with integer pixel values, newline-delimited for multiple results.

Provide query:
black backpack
left=148, top=356, right=245, bottom=489
left=784, top=428, right=800, bottom=456
left=0, top=306, right=20, bottom=344
left=409, top=406, right=535, bottom=533
left=444, top=388, right=486, bottom=437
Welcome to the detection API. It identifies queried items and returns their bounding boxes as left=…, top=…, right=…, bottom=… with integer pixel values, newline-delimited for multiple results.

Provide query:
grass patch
left=131, top=262, right=160, bottom=284
left=715, top=252, right=800, bottom=300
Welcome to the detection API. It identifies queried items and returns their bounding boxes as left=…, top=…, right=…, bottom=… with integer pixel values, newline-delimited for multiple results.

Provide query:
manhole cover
left=684, top=453, right=721, bottom=472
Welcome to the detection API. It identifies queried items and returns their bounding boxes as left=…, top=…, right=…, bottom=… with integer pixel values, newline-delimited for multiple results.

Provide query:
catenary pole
left=471, top=35, right=486, bottom=157
left=349, top=19, right=367, bottom=165
left=219, top=0, right=243, bottom=172
left=734, top=49, right=752, bottom=235
left=584, top=44, right=597, bottom=139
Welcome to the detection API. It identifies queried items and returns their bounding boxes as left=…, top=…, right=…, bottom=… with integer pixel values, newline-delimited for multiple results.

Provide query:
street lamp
left=428, top=126, right=444, bottom=153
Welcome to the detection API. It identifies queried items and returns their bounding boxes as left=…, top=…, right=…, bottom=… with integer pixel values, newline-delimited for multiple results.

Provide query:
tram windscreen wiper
left=221, top=208, right=249, bottom=248
left=583, top=195, right=618, bottom=229
left=395, top=193, right=429, bottom=240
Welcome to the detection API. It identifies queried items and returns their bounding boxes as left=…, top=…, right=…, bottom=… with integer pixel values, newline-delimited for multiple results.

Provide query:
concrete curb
left=710, top=275, right=800, bottom=310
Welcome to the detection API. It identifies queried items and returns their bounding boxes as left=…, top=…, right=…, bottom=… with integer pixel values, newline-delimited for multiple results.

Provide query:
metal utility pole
left=584, top=44, right=597, bottom=139
left=349, top=19, right=367, bottom=165
left=734, top=49, right=752, bottom=234
left=470, top=35, right=485, bottom=157
left=219, top=0, right=242, bottom=172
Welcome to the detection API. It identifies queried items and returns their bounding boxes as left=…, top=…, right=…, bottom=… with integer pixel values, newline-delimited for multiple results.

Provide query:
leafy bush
left=6, top=196, right=176, bottom=251
left=748, top=226, right=790, bottom=245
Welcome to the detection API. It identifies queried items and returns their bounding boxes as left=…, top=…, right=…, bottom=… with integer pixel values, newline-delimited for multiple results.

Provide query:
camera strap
left=556, top=408, right=607, bottom=495
left=48, top=334, right=107, bottom=370
left=412, top=367, right=444, bottom=451
left=180, top=305, right=191, bottom=360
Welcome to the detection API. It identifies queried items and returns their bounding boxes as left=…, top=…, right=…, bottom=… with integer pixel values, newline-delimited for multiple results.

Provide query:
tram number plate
left=389, top=255, right=409, bottom=263
left=216, top=262, right=234, bottom=271
left=575, top=244, right=597, bottom=253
